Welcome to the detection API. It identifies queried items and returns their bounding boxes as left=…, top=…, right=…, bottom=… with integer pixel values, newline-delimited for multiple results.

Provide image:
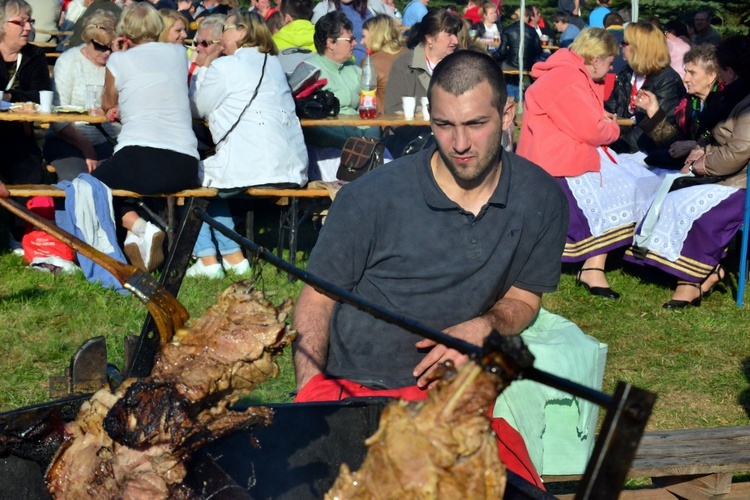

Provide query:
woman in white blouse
left=186, top=9, right=307, bottom=278
left=43, top=11, right=121, bottom=181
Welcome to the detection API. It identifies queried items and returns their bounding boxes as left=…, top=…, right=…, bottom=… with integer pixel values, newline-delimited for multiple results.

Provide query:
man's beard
left=436, top=129, right=503, bottom=185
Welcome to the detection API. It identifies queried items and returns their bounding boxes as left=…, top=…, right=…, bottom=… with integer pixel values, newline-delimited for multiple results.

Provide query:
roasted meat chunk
left=326, top=362, right=507, bottom=499
left=45, top=281, right=295, bottom=499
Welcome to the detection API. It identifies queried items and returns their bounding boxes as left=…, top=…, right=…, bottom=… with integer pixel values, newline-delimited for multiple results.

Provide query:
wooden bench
left=545, top=426, right=750, bottom=499
left=6, top=184, right=331, bottom=271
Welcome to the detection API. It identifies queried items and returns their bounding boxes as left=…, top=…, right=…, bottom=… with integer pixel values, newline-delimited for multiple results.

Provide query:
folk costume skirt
left=624, top=183, right=744, bottom=282
left=559, top=148, right=661, bottom=262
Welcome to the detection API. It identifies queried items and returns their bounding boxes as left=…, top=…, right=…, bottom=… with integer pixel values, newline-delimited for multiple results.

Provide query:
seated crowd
left=0, top=0, right=748, bottom=300
left=1, top=0, right=750, bottom=487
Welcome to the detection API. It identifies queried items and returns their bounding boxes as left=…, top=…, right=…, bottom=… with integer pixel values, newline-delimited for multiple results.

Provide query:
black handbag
left=336, top=137, right=385, bottom=182
left=295, top=89, right=340, bottom=119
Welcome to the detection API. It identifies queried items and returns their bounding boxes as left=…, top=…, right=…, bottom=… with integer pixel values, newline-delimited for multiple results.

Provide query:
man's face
left=530, top=8, right=540, bottom=27
left=553, top=20, right=564, bottom=33
left=694, top=13, right=709, bottom=33
left=430, top=81, right=512, bottom=185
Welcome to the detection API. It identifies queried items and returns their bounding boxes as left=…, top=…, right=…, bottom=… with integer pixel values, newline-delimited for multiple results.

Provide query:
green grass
left=1, top=220, right=749, bottom=436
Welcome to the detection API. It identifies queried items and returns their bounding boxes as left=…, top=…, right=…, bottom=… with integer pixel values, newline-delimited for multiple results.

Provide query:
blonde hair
left=362, top=14, right=402, bottom=55
left=81, top=10, right=116, bottom=45
left=229, top=9, right=278, bottom=55
left=117, top=2, right=164, bottom=44
left=623, top=21, right=670, bottom=75
left=158, top=9, right=188, bottom=42
left=569, top=27, right=619, bottom=64
left=0, top=0, right=31, bottom=42
left=480, top=2, right=496, bottom=18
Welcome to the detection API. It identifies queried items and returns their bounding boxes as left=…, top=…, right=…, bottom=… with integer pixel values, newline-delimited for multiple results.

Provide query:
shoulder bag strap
left=213, top=52, right=268, bottom=147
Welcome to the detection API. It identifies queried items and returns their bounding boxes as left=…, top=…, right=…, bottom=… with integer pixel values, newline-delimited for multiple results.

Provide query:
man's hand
left=603, top=111, right=617, bottom=123
left=413, top=316, right=490, bottom=388
left=0, top=181, right=9, bottom=198
left=412, top=287, right=541, bottom=389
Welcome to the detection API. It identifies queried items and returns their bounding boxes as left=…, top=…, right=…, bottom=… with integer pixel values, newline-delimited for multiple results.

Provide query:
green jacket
left=308, top=54, right=361, bottom=115
left=273, top=20, right=316, bottom=52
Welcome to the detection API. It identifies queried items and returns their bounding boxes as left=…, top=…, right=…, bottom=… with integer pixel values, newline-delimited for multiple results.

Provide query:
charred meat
left=326, top=362, right=507, bottom=499
left=44, top=281, right=295, bottom=499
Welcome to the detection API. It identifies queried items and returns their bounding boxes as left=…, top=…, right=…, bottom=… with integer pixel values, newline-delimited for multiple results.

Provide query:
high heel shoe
left=663, top=282, right=702, bottom=309
left=702, top=265, right=729, bottom=299
left=576, top=267, right=620, bottom=299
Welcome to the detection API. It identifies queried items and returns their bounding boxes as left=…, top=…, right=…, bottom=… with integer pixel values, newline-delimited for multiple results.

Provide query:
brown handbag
left=336, top=136, right=385, bottom=182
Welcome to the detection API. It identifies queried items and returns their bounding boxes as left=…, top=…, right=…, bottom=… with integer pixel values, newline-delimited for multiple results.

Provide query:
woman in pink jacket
left=518, top=28, right=659, bottom=299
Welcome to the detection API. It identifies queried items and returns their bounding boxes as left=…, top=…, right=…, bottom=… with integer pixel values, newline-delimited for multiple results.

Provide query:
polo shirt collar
left=419, top=147, right=511, bottom=210
left=314, top=53, right=350, bottom=72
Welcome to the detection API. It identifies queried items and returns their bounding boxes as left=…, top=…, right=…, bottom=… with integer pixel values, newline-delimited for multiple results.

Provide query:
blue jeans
left=193, top=199, right=241, bottom=258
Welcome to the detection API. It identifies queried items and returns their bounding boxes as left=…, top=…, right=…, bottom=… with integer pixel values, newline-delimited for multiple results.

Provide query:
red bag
left=21, top=197, right=75, bottom=263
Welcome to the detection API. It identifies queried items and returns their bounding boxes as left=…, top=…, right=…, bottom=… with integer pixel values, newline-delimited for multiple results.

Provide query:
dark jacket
left=604, top=64, right=686, bottom=154
left=497, top=21, right=542, bottom=70
left=0, top=44, right=50, bottom=103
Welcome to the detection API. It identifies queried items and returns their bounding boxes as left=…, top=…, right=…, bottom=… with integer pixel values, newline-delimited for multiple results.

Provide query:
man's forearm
left=481, top=287, right=542, bottom=337
left=291, top=286, right=336, bottom=391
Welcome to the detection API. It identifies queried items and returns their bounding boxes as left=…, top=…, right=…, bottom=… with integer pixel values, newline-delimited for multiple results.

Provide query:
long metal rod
left=196, top=208, right=613, bottom=409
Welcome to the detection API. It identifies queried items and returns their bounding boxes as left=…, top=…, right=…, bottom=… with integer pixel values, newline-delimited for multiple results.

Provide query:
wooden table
left=0, top=111, right=107, bottom=124
left=301, top=113, right=429, bottom=127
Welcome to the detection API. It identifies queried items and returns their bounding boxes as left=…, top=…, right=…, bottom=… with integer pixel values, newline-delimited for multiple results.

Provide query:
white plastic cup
left=39, top=90, right=54, bottom=114
left=420, top=96, right=429, bottom=120
left=402, top=96, right=416, bottom=119
left=541, top=34, right=549, bottom=47
left=85, top=84, right=104, bottom=115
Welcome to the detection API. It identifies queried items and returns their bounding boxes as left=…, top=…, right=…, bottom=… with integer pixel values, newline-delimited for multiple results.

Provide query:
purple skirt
left=558, top=179, right=636, bottom=263
left=624, top=189, right=745, bottom=282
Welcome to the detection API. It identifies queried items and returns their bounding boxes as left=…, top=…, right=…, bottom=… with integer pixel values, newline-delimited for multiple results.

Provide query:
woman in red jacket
left=517, top=28, right=660, bottom=299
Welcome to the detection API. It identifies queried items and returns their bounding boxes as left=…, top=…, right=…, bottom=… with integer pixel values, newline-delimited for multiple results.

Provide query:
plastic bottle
left=359, top=49, right=378, bottom=119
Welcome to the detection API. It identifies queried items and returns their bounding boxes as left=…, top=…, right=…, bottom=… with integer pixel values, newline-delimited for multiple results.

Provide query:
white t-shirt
left=106, top=43, right=198, bottom=158
left=482, top=24, right=500, bottom=41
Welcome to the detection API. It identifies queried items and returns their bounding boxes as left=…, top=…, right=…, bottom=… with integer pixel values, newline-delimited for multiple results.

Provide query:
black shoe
left=702, top=265, right=729, bottom=299
left=663, top=282, right=702, bottom=309
left=576, top=267, right=620, bottom=299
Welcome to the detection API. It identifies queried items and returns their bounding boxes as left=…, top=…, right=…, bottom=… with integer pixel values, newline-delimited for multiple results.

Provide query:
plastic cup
left=85, top=84, right=104, bottom=116
left=39, top=91, right=54, bottom=114
left=541, top=35, right=549, bottom=47
left=420, top=96, right=429, bottom=120
left=469, top=29, right=477, bottom=39
left=402, top=96, right=416, bottom=119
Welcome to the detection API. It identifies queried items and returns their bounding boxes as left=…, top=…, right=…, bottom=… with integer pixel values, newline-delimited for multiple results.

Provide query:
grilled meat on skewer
left=43, top=281, right=295, bottom=499
left=326, top=362, right=507, bottom=499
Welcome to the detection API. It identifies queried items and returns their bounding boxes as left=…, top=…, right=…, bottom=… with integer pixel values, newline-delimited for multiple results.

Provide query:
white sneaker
left=9, top=234, right=24, bottom=257
left=123, top=222, right=165, bottom=272
left=222, top=258, right=250, bottom=275
left=186, top=259, right=225, bottom=279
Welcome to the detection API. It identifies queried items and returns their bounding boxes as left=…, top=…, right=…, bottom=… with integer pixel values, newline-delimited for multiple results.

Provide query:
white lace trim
left=566, top=148, right=662, bottom=237
left=646, top=184, right=738, bottom=261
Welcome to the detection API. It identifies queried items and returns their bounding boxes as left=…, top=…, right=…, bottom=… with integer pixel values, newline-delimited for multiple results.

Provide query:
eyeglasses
left=91, top=40, right=111, bottom=52
left=222, top=24, right=236, bottom=32
left=335, top=37, right=354, bottom=44
left=194, top=39, right=221, bottom=48
left=6, top=18, right=35, bottom=28
left=620, top=40, right=630, bottom=47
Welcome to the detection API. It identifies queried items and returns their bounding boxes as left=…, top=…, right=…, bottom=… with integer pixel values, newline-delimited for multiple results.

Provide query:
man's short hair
left=197, top=13, right=225, bottom=39
left=717, top=34, right=750, bottom=80
left=549, top=11, right=568, bottom=24
left=281, top=0, right=312, bottom=22
left=313, top=11, right=352, bottom=54
left=427, top=51, right=507, bottom=116
left=603, top=12, right=623, bottom=28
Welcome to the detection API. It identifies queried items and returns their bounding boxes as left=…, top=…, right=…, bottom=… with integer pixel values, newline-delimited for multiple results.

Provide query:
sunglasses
left=620, top=40, right=630, bottom=47
left=91, top=40, right=111, bottom=52
left=195, top=39, right=221, bottom=48
left=6, top=18, right=35, bottom=28
left=335, top=37, right=355, bottom=44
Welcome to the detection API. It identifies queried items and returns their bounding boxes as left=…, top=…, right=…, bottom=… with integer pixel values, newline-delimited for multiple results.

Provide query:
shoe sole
left=146, top=231, right=166, bottom=273
left=124, top=242, right=147, bottom=272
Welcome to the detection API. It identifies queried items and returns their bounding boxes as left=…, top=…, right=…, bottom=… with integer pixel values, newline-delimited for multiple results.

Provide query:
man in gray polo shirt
left=294, top=50, right=567, bottom=394
left=292, top=50, right=567, bottom=485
